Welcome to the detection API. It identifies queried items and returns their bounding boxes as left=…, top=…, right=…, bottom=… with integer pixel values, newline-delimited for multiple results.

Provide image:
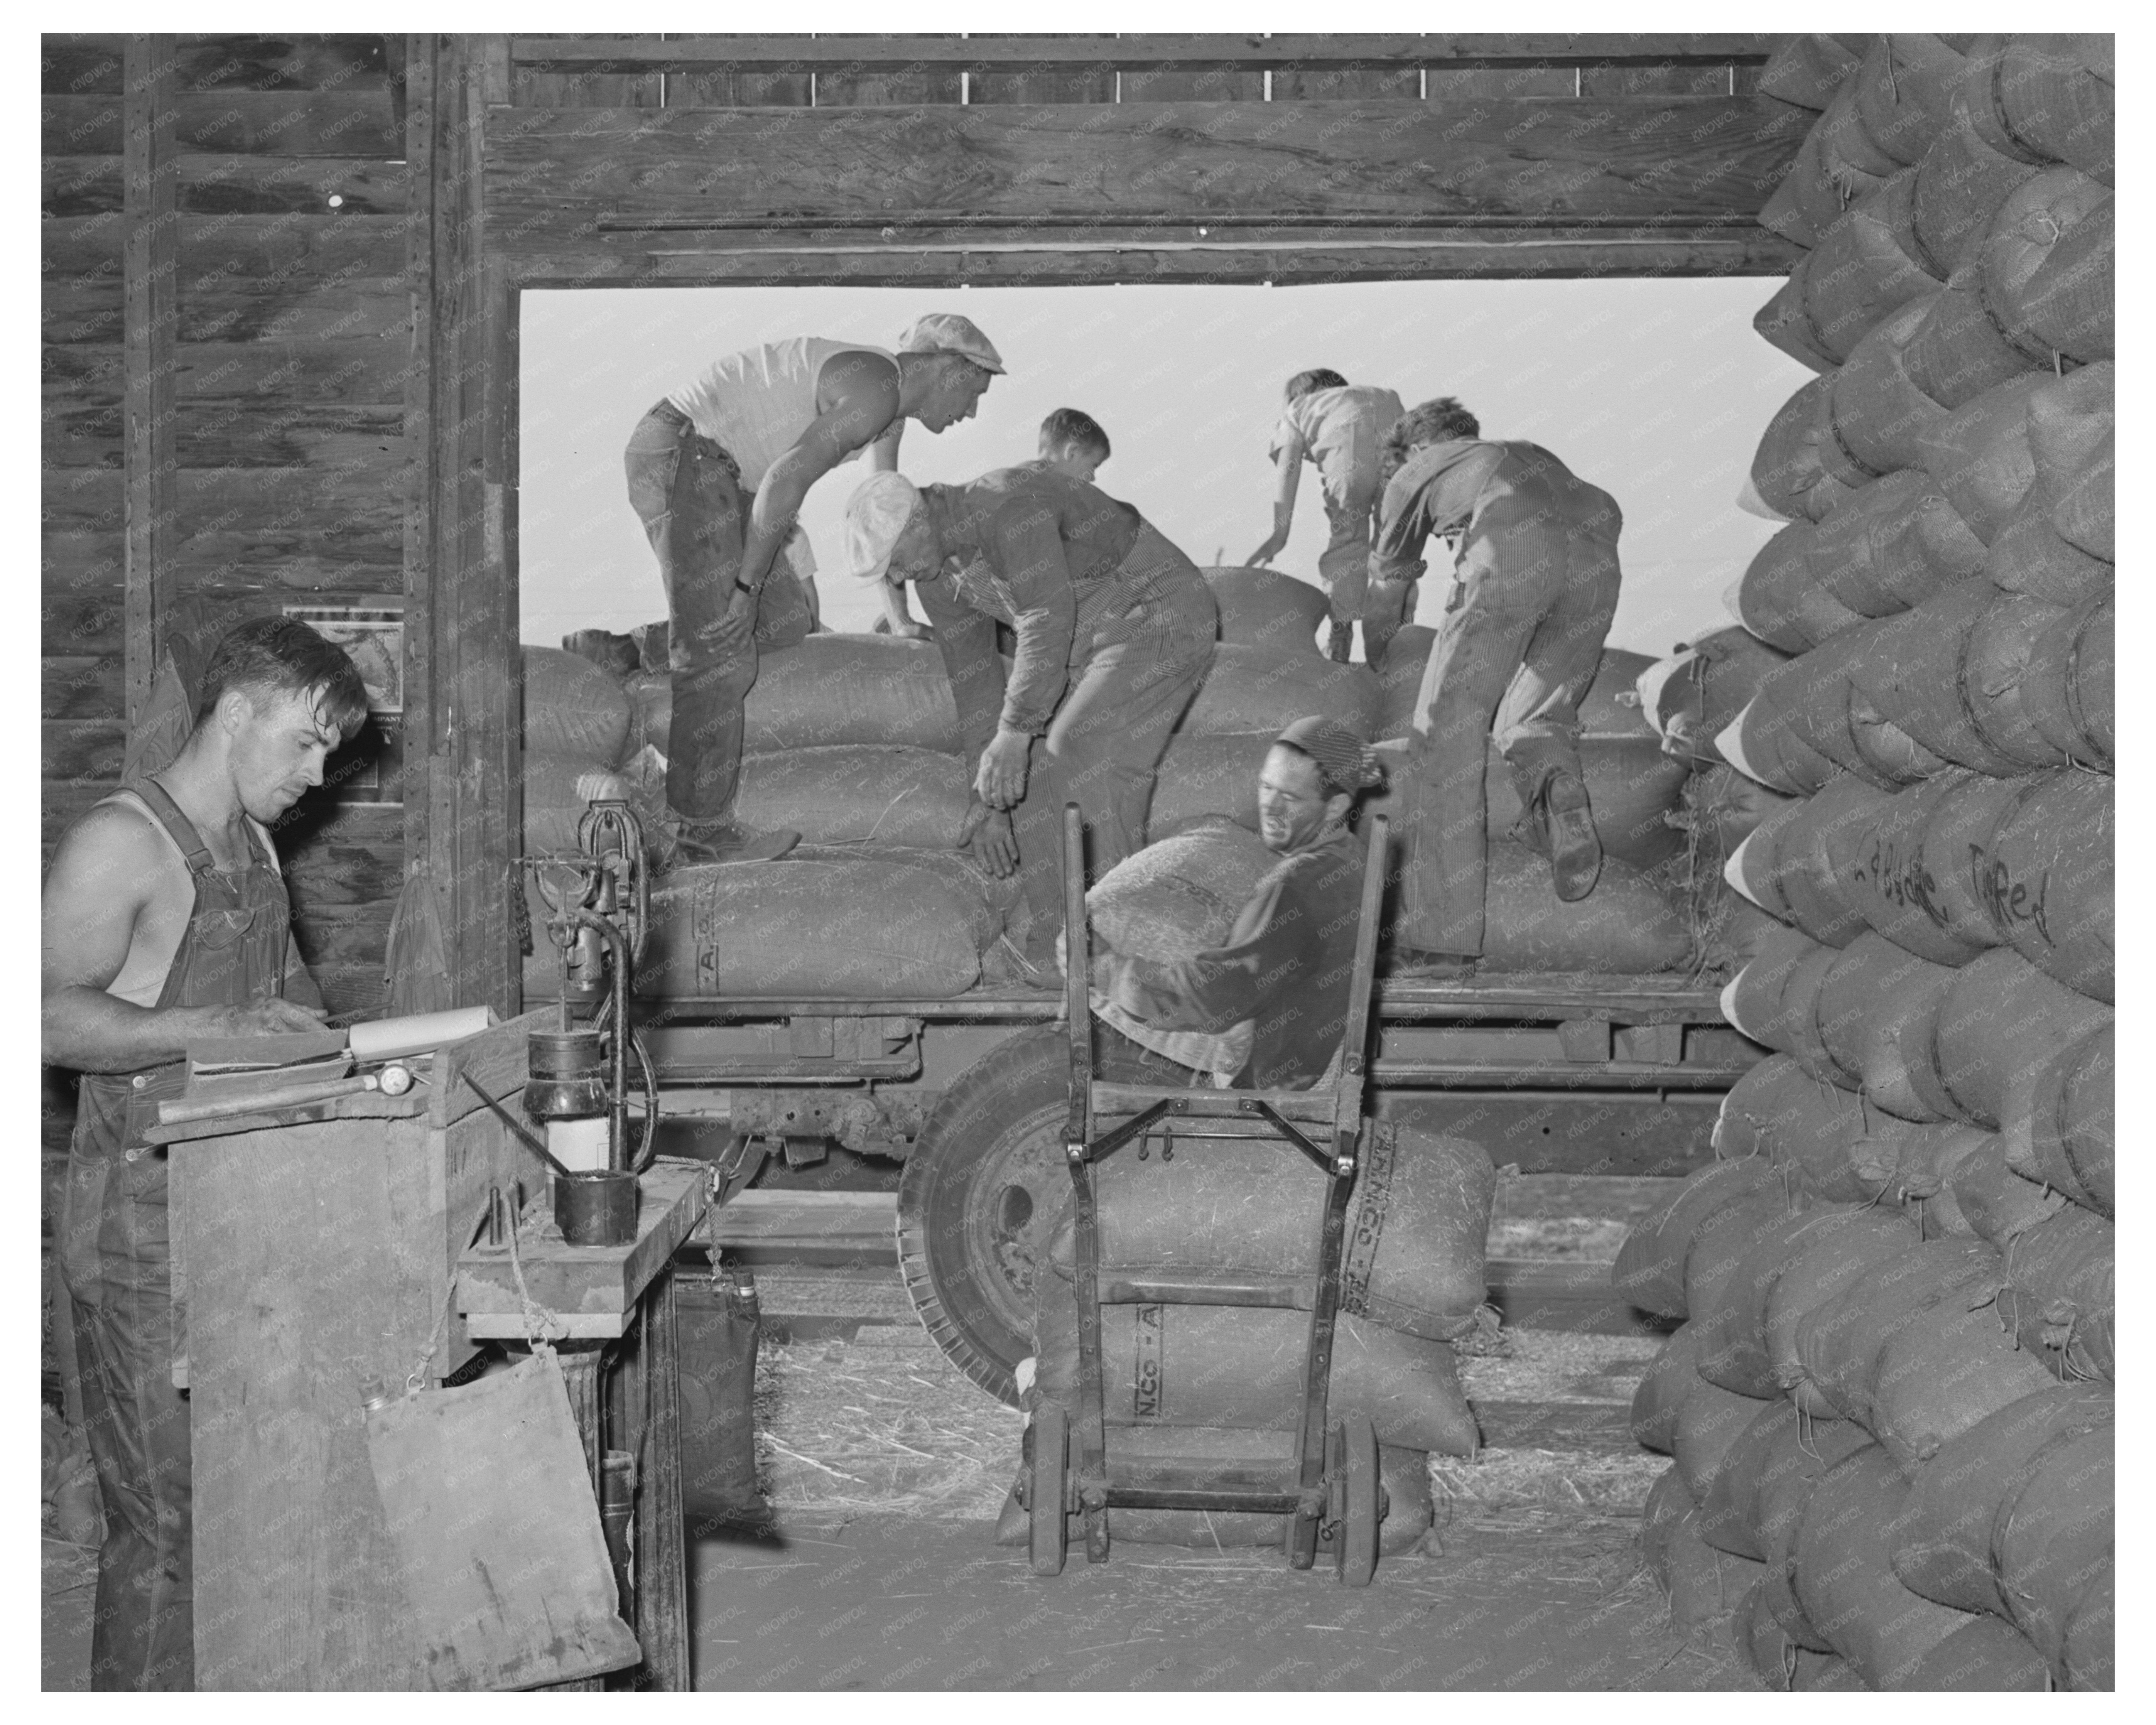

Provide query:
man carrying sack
left=1371, top=397, right=1623, bottom=976
left=843, top=464, right=1218, bottom=983
left=1091, top=717, right=1386, bottom=1090
left=625, top=313, right=1004, bottom=864
left=42, top=618, right=368, bottom=1689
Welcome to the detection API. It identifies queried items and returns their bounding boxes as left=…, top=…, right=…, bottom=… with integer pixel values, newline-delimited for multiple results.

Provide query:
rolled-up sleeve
left=989, top=498, right=1077, bottom=736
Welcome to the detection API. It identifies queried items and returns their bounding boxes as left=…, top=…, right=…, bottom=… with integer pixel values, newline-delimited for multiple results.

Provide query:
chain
left=507, top=1197, right=566, bottom=1355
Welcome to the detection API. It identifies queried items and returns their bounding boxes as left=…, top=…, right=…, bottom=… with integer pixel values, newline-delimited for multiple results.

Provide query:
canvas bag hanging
left=365, top=1345, right=641, bottom=1690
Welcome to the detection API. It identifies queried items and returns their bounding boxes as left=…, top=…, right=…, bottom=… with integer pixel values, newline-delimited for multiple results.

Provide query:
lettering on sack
left=1339, top=1123, right=1394, bottom=1321
left=1850, top=836, right=1948, bottom=932
left=1133, top=1305, right=1165, bottom=1419
left=1967, top=848, right=2051, bottom=945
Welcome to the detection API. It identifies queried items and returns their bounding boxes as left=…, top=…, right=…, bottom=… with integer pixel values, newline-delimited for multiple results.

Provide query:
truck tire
left=897, top=1024, right=1195, bottom=1406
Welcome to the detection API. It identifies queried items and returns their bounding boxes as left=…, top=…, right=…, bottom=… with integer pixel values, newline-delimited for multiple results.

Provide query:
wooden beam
left=499, top=233, right=1801, bottom=287
left=511, top=34, right=1782, bottom=71
left=483, top=99, right=1810, bottom=243
left=122, top=34, right=177, bottom=728
left=406, top=35, right=520, bottom=1016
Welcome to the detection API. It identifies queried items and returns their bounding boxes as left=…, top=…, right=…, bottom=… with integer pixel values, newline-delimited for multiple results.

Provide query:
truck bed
left=626, top=971, right=1732, bottom=1026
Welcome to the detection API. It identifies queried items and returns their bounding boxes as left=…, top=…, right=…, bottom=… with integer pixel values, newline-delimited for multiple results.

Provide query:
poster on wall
left=282, top=604, right=405, bottom=805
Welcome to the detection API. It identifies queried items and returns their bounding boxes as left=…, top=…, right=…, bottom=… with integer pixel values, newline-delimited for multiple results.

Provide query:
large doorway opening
left=517, top=278, right=1809, bottom=660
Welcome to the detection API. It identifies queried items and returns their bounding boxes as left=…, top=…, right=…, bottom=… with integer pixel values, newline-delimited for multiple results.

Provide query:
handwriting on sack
left=1133, top=1304, right=1165, bottom=1419
left=1845, top=834, right=2050, bottom=945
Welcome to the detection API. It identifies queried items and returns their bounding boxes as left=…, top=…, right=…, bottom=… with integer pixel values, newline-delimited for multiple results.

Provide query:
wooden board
left=510, top=35, right=1784, bottom=71
left=484, top=98, right=1810, bottom=238
left=175, top=1119, right=436, bottom=1688
left=43, top=91, right=403, bottom=158
left=43, top=35, right=392, bottom=94
left=504, top=232, right=1803, bottom=285
left=456, top=1159, right=711, bottom=1336
left=44, top=154, right=409, bottom=217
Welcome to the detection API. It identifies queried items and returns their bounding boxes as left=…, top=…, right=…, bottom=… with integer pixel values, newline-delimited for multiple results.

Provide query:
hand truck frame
left=1028, top=805, right=1393, bottom=1585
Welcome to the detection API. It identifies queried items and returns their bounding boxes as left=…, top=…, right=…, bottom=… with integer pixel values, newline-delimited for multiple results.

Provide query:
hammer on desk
left=157, top=1063, right=415, bottom=1126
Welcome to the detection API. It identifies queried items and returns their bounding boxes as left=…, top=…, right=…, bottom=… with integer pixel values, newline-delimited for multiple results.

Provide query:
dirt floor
left=677, top=1322, right=1752, bottom=1691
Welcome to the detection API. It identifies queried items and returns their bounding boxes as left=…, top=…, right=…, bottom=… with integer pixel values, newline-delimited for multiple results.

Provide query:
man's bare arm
left=739, top=352, right=905, bottom=597
left=42, top=804, right=325, bottom=1072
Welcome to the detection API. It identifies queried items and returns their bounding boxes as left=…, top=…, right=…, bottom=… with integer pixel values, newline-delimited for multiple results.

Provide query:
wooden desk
left=165, top=1012, right=705, bottom=1690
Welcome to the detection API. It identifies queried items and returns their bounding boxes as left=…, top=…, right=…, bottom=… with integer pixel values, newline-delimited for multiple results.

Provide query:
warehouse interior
left=40, top=33, right=2112, bottom=1693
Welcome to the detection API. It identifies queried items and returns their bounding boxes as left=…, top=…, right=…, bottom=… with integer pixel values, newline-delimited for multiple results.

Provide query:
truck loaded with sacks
left=522, top=562, right=1795, bottom=1403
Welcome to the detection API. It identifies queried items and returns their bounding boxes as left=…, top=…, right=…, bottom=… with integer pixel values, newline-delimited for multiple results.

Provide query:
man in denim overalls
left=42, top=618, right=368, bottom=1688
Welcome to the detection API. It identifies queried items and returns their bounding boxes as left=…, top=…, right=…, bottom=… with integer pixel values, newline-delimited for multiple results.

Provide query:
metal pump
left=522, top=790, right=660, bottom=1245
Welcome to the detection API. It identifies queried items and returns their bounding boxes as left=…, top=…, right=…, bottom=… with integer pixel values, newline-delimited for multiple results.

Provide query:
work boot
left=668, top=820, right=799, bottom=867
left=1543, top=773, right=1603, bottom=903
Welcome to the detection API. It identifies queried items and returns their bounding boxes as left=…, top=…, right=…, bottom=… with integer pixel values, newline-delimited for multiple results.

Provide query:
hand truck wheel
left=1335, top=1412, right=1380, bottom=1588
left=1028, top=1404, right=1070, bottom=1576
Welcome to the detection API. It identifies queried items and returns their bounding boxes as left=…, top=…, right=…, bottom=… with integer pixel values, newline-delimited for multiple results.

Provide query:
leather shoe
left=1543, top=773, right=1603, bottom=903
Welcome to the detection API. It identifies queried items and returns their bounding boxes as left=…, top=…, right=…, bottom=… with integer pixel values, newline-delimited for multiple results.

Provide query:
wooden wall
left=43, top=33, right=410, bottom=1022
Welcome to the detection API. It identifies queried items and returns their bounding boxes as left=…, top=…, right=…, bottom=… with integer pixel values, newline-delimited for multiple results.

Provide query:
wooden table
left=159, top=1012, right=708, bottom=1690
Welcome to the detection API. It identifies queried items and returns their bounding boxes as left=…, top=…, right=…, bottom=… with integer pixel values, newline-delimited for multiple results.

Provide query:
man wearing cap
left=1369, top=396, right=1621, bottom=975
left=843, top=464, right=1217, bottom=981
left=624, top=314, right=1003, bottom=864
left=1090, top=717, right=1384, bottom=1090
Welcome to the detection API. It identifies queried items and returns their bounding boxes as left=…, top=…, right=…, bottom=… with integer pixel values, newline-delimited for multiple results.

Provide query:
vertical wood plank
left=813, top=69, right=964, bottom=105
left=1579, top=64, right=1732, bottom=96
left=416, top=34, right=519, bottom=1015
left=1268, top=66, right=1421, bottom=100
left=967, top=39, right=1114, bottom=105
left=1119, top=66, right=1266, bottom=101
left=401, top=34, right=436, bottom=909
left=1425, top=66, right=1579, bottom=98
left=122, top=34, right=177, bottom=727
left=631, top=1271, right=689, bottom=1690
left=667, top=69, right=812, bottom=106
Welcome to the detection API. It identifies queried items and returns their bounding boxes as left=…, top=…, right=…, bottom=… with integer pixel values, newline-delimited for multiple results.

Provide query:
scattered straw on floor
left=753, top=1332, right=1025, bottom=1519
left=754, top=1325, right=1668, bottom=1522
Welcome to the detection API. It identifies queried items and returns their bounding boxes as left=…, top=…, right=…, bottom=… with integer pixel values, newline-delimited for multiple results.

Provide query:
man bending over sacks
left=1090, top=717, right=1384, bottom=1090
left=844, top=463, right=1217, bottom=985
left=625, top=313, right=1004, bottom=863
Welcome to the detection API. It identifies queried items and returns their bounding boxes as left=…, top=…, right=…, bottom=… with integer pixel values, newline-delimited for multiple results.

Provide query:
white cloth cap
left=895, top=312, right=1005, bottom=374
left=843, top=471, right=923, bottom=581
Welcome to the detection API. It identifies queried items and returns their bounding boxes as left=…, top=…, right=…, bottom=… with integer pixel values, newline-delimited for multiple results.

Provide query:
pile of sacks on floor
left=993, top=1104, right=1498, bottom=1557
left=1616, top=29, right=2113, bottom=1693
left=522, top=559, right=1774, bottom=1001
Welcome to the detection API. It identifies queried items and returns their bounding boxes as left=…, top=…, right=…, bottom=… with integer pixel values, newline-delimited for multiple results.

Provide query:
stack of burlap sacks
left=1619, top=32, right=2113, bottom=1692
left=521, top=552, right=1755, bottom=998
left=520, top=636, right=1014, bottom=999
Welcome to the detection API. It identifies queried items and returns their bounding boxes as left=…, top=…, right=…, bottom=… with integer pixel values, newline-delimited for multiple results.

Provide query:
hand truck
left=1028, top=804, right=1393, bottom=1585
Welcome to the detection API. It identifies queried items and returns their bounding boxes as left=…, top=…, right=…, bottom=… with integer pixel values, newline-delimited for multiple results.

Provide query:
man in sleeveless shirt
left=624, top=314, right=1005, bottom=865
left=842, top=465, right=1218, bottom=981
left=1369, top=397, right=1622, bottom=976
left=42, top=617, right=369, bottom=1689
